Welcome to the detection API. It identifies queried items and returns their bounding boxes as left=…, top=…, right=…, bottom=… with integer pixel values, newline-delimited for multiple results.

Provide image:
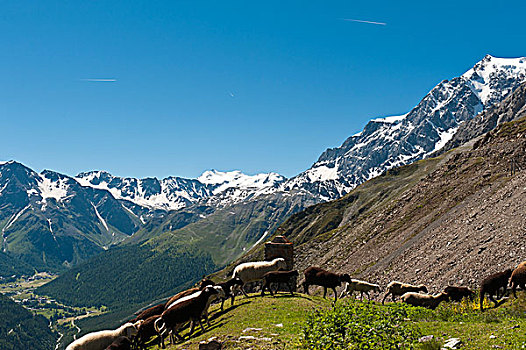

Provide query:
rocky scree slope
left=277, top=115, right=526, bottom=295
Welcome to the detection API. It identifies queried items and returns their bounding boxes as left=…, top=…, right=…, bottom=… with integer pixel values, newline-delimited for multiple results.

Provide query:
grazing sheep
left=480, top=269, right=513, bottom=311
left=444, top=286, right=475, bottom=302
left=134, top=316, right=161, bottom=350
left=131, top=303, right=164, bottom=323
left=261, top=270, right=299, bottom=296
left=104, top=336, right=131, bottom=350
left=215, top=276, right=244, bottom=311
left=232, top=258, right=288, bottom=301
left=154, top=286, right=219, bottom=348
left=302, top=266, right=352, bottom=301
left=340, top=279, right=381, bottom=300
left=65, top=321, right=141, bottom=350
left=401, top=292, right=449, bottom=310
left=381, top=281, right=428, bottom=305
left=164, top=279, right=215, bottom=309
left=510, top=261, right=526, bottom=298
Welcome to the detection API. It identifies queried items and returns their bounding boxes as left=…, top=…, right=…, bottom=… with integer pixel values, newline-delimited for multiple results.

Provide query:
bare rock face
left=440, top=81, right=526, bottom=154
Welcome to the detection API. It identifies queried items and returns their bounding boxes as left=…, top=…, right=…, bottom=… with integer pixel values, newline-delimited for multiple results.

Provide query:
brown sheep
left=480, top=269, right=512, bottom=311
left=163, top=279, right=215, bottom=309
left=303, top=266, right=352, bottom=301
left=131, top=303, right=164, bottom=323
left=154, top=286, right=219, bottom=348
left=261, top=270, right=299, bottom=296
left=134, top=316, right=161, bottom=350
left=444, top=286, right=475, bottom=302
left=510, top=261, right=526, bottom=298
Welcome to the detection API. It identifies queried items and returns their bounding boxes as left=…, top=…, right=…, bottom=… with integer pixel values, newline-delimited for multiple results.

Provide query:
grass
left=140, top=292, right=526, bottom=350
left=411, top=296, right=526, bottom=349
left=152, top=293, right=332, bottom=350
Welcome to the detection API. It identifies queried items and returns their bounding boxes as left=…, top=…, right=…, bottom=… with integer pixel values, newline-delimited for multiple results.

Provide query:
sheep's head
left=291, top=270, right=299, bottom=277
left=199, top=279, right=215, bottom=290
left=340, top=274, right=352, bottom=284
left=125, top=322, right=141, bottom=338
left=203, top=286, right=220, bottom=296
left=213, top=286, right=226, bottom=299
left=373, top=285, right=381, bottom=293
left=436, top=292, right=449, bottom=301
left=419, top=285, right=428, bottom=293
left=504, top=268, right=513, bottom=279
left=275, top=258, right=287, bottom=270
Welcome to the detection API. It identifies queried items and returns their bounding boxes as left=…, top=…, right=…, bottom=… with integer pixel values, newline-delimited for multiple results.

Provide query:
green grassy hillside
left=140, top=292, right=526, bottom=350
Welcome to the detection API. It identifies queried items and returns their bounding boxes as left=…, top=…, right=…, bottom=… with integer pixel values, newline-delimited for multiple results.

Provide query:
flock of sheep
left=64, top=257, right=526, bottom=350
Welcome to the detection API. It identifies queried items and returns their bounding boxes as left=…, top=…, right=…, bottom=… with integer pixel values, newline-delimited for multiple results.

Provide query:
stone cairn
left=264, top=234, right=295, bottom=292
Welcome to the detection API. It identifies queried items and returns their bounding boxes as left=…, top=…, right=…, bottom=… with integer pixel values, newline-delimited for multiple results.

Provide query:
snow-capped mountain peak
left=462, top=55, right=526, bottom=106
left=282, top=55, right=526, bottom=201
left=75, top=169, right=286, bottom=211
left=198, top=169, right=286, bottom=194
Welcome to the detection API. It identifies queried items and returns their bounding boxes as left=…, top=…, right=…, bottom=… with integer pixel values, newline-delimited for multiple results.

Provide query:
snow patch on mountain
left=38, top=174, right=69, bottom=202
left=91, top=203, right=109, bottom=231
left=371, top=113, right=409, bottom=124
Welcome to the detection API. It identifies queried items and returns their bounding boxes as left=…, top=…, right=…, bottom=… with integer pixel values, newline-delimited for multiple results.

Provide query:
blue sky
left=1, top=0, right=525, bottom=179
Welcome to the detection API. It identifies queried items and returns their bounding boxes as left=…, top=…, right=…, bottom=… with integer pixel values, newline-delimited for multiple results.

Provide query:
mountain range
left=1, top=54, right=526, bottom=274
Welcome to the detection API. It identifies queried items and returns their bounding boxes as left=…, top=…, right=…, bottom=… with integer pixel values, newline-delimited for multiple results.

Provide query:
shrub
left=299, top=300, right=420, bottom=349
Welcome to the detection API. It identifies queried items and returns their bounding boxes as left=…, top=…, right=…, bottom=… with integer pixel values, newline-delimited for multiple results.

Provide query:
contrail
left=80, top=78, right=117, bottom=82
left=341, top=18, right=387, bottom=26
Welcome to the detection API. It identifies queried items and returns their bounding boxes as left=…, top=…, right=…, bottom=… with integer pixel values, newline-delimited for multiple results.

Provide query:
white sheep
left=382, top=281, right=428, bottom=304
left=401, top=292, right=449, bottom=309
left=340, top=279, right=381, bottom=300
left=232, top=258, right=287, bottom=300
left=65, top=321, right=141, bottom=350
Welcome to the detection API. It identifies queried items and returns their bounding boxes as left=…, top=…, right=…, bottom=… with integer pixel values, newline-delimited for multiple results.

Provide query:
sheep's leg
left=488, top=293, right=500, bottom=308
left=203, top=310, right=210, bottom=327
left=220, top=298, right=225, bottom=311
left=197, top=318, right=206, bottom=334
left=339, top=289, right=347, bottom=299
left=271, top=284, right=278, bottom=296
left=288, top=282, right=294, bottom=295
left=332, top=287, right=338, bottom=302
left=512, top=283, right=517, bottom=298
left=303, top=282, right=309, bottom=295
left=240, top=283, right=250, bottom=298
left=160, top=333, right=165, bottom=349
left=261, top=281, right=268, bottom=296
left=381, top=292, right=390, bottom=305
left=323, top=287, right=327, bottom=298
left=366, top=291, right=370, bottom=300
